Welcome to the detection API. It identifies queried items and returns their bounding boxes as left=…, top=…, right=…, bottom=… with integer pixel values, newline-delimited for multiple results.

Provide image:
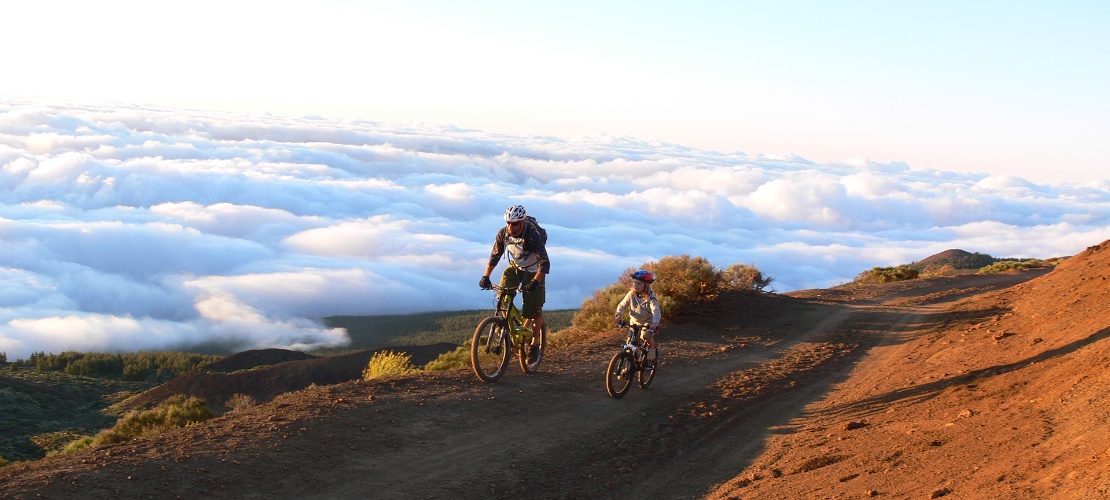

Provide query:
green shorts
left=500, top=265, right=545, bottom=319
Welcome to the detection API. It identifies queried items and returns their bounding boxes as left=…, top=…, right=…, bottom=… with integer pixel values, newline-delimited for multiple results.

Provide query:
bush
left=642, top=255, right=723, bottom=315
left=978, top=259, right=1043, bottom=274
left=571, top=283, right=628, bottom=333
left=855, top=265, right=920, bottom=284
left=92, top=395, right=211, bottom=447
left=423, top=346, right=469, bottom=372
left=55, top=436, right=94, bottom=456
left=362, top=351, right=418, bottom=380
left=225, top=393, right=257, bottom=411
left=571, top=255, right=774, bottom=335
left=721, top=263, right=774, bottom=292
left=0, top=454, right=8, bottom=467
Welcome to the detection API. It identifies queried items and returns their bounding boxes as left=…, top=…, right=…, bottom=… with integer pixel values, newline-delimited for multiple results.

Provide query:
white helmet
left=503, top=204, right=527, bottom=222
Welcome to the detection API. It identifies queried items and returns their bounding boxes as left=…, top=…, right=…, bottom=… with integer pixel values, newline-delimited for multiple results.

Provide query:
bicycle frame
left=493, top=285, right=533, bottom=347
left=471, top=284, right=545, bottom=383
left=606, top=323, right=658, bottom=397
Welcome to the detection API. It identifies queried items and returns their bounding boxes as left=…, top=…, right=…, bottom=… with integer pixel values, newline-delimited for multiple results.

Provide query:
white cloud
left=1, top=98, right=1108, bottom=359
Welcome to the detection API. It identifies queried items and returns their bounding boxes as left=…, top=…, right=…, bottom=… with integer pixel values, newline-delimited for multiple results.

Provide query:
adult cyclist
left=479, top=204, right=550, bottom=362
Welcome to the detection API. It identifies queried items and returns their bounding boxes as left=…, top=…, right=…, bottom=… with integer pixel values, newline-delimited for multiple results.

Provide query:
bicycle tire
left=605, top=350, right=633, bottom=398
left=519, top=322, right=547, bottom=374
left=637, top=346, right=658, bottom=389
left=471, top=316, right=510, bottom=383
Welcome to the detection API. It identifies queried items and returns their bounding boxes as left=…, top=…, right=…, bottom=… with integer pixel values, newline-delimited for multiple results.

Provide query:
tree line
left=4, top=351, right=222, bottom=382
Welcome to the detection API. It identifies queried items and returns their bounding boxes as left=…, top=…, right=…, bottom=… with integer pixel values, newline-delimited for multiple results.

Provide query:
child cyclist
left=614, top=270, right=661, bottom=368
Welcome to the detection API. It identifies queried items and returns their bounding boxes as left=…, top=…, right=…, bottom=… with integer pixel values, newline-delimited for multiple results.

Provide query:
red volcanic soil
left=3, top=242, right=1109, bottom=499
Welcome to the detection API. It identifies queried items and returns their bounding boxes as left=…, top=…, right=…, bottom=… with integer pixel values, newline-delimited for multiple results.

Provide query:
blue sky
left=6, top=1, right=1108, bottom=184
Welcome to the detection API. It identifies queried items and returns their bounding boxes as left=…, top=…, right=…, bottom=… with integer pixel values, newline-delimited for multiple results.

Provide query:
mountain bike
left=605, top=322, right=659, bottom=398
left=471, top=284, right=547, bottom=383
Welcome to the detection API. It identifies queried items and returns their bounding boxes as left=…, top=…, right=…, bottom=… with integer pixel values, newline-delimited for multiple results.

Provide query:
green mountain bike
left=471, top=284, right=547, bottom=383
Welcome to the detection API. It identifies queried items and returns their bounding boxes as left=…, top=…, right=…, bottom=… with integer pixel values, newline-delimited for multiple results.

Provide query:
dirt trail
left=4, top=265, right=1103, bottom=499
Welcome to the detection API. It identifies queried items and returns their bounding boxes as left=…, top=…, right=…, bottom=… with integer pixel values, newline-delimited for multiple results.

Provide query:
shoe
left=526, top=344, right=539, bottom=364
left=642, top=361, right=654, bottom=370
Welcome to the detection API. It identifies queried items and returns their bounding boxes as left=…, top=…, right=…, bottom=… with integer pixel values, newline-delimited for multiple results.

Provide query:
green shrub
left=0, top=454, right=8, bottom=467
left=31, top=430, right=84, bottom=456
left=423, top=346, right=470, bottom=372
left=91, top=395, right=211, bottom=447
left=362, top=351, right=418, bottom=380
left=55, top=436, right=94, bottom=456
left=855, top=265, right=920, bottom=284
left=978, top=259, right=1043, bottom=274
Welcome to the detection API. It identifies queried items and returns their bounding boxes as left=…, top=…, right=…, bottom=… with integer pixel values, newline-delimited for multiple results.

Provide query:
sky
left=2, top=3, right=1109, bottom=358
left=5, top=1, right=1108, bottom=184
left=1, top=99, right=1108, bottom=359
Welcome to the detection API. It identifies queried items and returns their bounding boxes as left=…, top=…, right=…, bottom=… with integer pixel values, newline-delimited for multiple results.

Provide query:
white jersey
left=615, top=290, right=661, bottom=327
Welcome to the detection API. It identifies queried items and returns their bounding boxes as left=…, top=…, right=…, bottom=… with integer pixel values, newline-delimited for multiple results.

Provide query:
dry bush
left=572, top=255, right=774, bottom=335
left=721, top=263, right=774, bottom=292
left=226, top=393, right=257, bottom=411
left=571, top=283, right=627, bottom=333
left=641, top=255, right=722, bottom=315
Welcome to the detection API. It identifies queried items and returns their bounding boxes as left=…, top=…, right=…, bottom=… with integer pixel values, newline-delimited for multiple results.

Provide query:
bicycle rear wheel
left=605, top=350, right=633, bottom=398
left=471, top=317, right=510, bottom=383
left=637, top=346, right=658, bottom=389
left=519, top=322, right=547, bottom=374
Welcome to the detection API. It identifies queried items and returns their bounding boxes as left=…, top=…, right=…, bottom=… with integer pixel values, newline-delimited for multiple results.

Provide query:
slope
left=1, top=242, right=1108, bottom=499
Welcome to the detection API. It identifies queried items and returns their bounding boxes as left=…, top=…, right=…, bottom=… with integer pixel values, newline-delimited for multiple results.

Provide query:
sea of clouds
left=2, top=98, right=1108, bottom=359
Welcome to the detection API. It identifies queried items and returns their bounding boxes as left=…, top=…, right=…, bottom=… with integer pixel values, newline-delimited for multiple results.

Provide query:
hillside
left=2, top=241, right=1110, bottom=498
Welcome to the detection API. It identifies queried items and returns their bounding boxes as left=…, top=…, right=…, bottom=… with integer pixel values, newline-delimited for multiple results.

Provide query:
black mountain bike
left=605, top=322, right=659, bottom=398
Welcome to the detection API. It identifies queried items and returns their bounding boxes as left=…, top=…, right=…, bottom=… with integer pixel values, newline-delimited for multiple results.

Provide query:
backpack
left=524, top=215, right=548, bottom=244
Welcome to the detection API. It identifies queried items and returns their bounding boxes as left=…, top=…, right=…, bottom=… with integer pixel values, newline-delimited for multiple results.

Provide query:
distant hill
left=911, top=249, right=998, bottom=273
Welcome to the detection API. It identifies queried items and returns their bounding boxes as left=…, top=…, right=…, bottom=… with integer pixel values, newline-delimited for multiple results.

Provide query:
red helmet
left=630, top=270, right=655, bottom=283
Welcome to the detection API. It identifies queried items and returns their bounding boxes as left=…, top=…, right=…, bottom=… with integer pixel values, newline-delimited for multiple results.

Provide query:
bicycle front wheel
left=519, top=322, right=547, bottom=374
left=471, top=317, right=510, bottom=383
left=605, top=350, right=633, bottom=398
left=638, top=346, right=658, bottom=389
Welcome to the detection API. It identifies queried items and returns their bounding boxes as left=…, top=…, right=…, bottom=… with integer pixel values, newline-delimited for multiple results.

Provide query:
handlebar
left=484, top=284, right=523, bottom=293
left=616, top=321, right=657, bottom=334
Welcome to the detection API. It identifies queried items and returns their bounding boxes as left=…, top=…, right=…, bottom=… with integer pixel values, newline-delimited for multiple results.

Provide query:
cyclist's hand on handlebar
left=479, top=276, right=493, bottom=290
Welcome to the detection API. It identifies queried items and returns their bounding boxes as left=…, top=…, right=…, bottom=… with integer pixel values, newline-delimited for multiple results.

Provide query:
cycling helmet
left=630, top=270, right=655, bottom=283
left=503, top=204, right=527, bottom=222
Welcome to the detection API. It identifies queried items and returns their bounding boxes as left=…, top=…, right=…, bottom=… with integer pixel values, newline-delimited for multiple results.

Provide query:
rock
left=930, top=487, right=952, bottom=498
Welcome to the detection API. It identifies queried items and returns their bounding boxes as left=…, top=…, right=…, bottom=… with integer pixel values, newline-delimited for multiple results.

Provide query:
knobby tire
left=471, top=316, right=510, bottom=383
left=519, top=322, right=547, bottom=374
left=637, top=346, right=658, bottom=389
left=605, top=350, right=633, bottom=398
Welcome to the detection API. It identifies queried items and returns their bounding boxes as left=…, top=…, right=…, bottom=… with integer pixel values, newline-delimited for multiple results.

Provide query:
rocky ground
left=2, top=242, right=1109, bottom=499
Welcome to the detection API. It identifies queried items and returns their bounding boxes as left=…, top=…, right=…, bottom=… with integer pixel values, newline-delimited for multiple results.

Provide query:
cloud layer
left=2, top=99, right=1108, bottom=359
